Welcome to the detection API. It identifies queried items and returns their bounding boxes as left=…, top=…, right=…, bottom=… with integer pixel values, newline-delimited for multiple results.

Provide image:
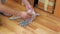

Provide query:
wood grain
left=4, top=0, right=26, bottom=11
left=54, top=0, right=60, bottom=18
left=0, top=7, right=60, bottom=34
left=0, top=0, right=60, bottom=34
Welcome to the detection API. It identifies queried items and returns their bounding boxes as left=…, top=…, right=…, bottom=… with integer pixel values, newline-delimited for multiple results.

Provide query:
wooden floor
left=0, top=8, right=60, bottom=34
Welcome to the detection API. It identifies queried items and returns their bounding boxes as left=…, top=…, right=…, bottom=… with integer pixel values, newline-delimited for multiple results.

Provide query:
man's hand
left=20, top=12, right=32, bottom=20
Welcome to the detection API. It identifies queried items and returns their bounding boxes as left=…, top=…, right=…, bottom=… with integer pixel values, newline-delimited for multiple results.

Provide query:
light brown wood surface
left=54, top=0, right=60, bottom=18
left=0, top=0, right=60, bottom=34
left=4, top=0, right=26, bottom=11
left=0, top=7, right=60, bottom=34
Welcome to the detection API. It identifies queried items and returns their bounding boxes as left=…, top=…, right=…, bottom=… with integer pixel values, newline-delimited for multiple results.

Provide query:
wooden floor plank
left=0, top=26, right=16, bottom=34
left=0, top=7, right=60, bottom=34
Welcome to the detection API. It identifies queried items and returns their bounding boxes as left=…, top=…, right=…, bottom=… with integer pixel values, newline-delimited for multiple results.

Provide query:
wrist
left=27, top=9, right=35, bottom=15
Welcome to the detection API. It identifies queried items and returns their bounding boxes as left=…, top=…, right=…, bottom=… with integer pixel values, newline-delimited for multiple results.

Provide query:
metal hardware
left=9, top=13, right=39, bottom=27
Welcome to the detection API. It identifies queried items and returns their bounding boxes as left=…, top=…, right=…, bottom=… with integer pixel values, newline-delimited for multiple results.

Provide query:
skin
left=0, top=0, right=35, bottom=19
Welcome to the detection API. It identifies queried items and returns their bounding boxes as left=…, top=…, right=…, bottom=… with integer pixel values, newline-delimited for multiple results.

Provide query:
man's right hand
left=20, top=12, right=32, bottom=20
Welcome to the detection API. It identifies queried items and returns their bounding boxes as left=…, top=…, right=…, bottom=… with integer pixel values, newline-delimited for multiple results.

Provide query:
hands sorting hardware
left=0, top=0, right=36, bottom=26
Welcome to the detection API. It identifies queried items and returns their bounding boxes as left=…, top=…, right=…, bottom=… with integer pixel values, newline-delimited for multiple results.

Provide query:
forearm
left=22, top=0, right=33, bottom=10
left=22, top=0, right=36, bottom=15
left=0, top=5, right=21, bottom=16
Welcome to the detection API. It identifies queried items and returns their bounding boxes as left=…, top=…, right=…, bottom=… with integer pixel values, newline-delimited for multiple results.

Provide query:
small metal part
left=20, top=13, right=36, bottom=27
left=20, top=18, right=33, bottom=27
left=9, top=13, right=39, bottom=27
left=1, top=0, right=5, bottom=4
left=8, top=10, right=39, bottom=27
left=9, top=16, right=21, bottom=20
left=35, top=13, right=40, bottom=16
left=19, top=13, right=40, bottom=27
